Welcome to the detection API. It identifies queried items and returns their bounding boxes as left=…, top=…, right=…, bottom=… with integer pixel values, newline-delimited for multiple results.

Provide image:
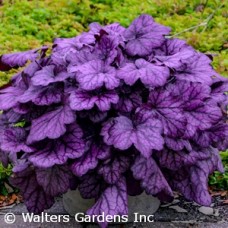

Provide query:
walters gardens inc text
left=4, top=212, right=155, bottom=224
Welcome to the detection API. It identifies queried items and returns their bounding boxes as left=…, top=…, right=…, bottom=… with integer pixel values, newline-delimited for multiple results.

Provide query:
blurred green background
left=0, top=0, right=227, bottom=190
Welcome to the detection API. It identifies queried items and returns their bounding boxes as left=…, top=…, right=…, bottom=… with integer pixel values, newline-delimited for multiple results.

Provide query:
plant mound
left=0, top=14, right=228, bottom=225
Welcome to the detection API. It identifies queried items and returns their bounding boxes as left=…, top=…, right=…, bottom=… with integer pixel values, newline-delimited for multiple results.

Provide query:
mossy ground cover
left=0, top=0, right=227, bottom=190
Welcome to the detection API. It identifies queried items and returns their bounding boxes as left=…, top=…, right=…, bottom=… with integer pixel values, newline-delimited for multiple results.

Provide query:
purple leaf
left=0, top=48, right=42, bottom=71
left=69, top=89, right=119, bottom=111
left=175, top=53, right=216, bottom=85
left=87, top=177, right=128, bottom=225
left=0, top=86, right=25, bottom=110
left=157, top=148, right=210, bottom=171
left=53, top=37, right=82, bottom=53
left=71, top=60, right=119, bottom=90
left=117, top=59, right=170, bottom=87
left=131, top=155, right=173, bottom=200
left=169, top=82, right=222, bottom=138
left=10, top=167, right=54, bottom=214
left=102, top=22, right=126, bottom=36
left=114, top=88, right=142, bottom=113
left=124, top=14, right=170, bottom=56
left=28, top=124, right=85, bottom=167
left=183, top=101, right=222, bottom=138
left=22, top=59, right=46, bottom=77
left=32, top=65, right=72, bottom=86
left=0, top=150, right=10, bottom=168
left=169, top=147, right=224, bottom=206
left=92, top=143, right=111, bottom=160
left=148, top=88, right=186, bottom=137
left=36, top=165, right=72, bottom=197
left=194, top=122, right=228, bottom=149
left=165, top=137, right=191, bottom=151
left=71, top=151, right=99, bottom=177
left=1, top=127, right=34, bottom=153
left=77, top=23, right=101, bottom=46
left=94, top=35, right=119, bottom=64
left=211, top=80, right=228, bottom=103
left=4, top=109, right=22, bottom=123
left=12, top=159, right=30, bottom=173
left=163, top=38, right=192, bottom=55
left=168, top=80, right=211, bottom=102
left=98, top=155, right=130, bottom=184
left=71, top=143, right=110, bottom=176
left=67, top=46, right=97, bottom=68
left=79, top=173, right=105, bottom=199
left=13, top=103, right=31, bottom=114
left=167, top=81, right=219, bottom=138
left=19, top=83, right=63, bottom=106
left=153, top=38, right=195, bottom=68
left=101, top=111, right=164, bottom=157
left=27, top=105, right=75, bottom=144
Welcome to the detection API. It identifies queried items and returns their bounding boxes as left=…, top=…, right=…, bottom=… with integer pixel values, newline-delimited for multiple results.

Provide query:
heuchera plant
left=0, top=14, right=228, bottom=226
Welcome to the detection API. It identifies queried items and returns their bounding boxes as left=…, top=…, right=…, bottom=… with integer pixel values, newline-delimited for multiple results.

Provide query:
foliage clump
left=0, top=14, right=227, bottom=227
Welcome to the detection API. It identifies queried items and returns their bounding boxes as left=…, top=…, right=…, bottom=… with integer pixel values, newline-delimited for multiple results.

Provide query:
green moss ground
left=0, top=0, right=227, bottom=189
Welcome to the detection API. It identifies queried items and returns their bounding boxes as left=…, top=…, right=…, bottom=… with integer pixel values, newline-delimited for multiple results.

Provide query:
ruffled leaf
left=71, top=143, right=110, bottom=176
left=78, top=173, right=105, bottom=199
left=153, top=38, right=195, bottom=69
left=94, top=35, right=119, bottom=64
left=117, top=59, right=169, bottom=87
left=0, top=86, right=25, bottom=110
left=27, top=105, right=75, bottom=144
left=29, top=124, right=85, bottom=167
left=1, top=127, right=34, bottom=153
left=101, top=112, right=164, bottom=157
left=169, top=147, right=224, bottom=206
left=157, top=148, right=210, bottom=171
left=36, top=165, right=72, bottom=197
left=70, top=60, right=119, bottom=90
left=69, top=89, right=119, bottom=111
left=148, top=88, right=186, bottom=137
left=131, top=155, right=173, bottom=200
left=175, top=53, right=216, bottom=85
left=87, top=178, right=128, bottom=226
left=98, top=155, right=130, bottom=184
left=0, top=48, right=45, bottom=71
left=124, top=14, right=170, bottom=56
left=19, top=83, right=63, bottom=106
left=32, top=65, right=72, bottom=86
left=10, top=166, right=54, bottom=214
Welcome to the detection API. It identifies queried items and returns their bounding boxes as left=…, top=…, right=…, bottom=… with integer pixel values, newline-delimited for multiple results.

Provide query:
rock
left=210, top=203, right=215, bottom=207
left=169, top=205, right=188, bottom=213
left=192, top=202, right=201, bottom=206
left=128, top=192, right=160, bottom=221
left=213, top=209, right=220, bottom=217
left=161, top=199, right=180, bottom=207
left=172, top=220, right=196, bottom=224
left=198, top=206, right=214, bottom=215
left=63, top=190, right=161, bottom=222
left=63, top=190, right=94, bottom=216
